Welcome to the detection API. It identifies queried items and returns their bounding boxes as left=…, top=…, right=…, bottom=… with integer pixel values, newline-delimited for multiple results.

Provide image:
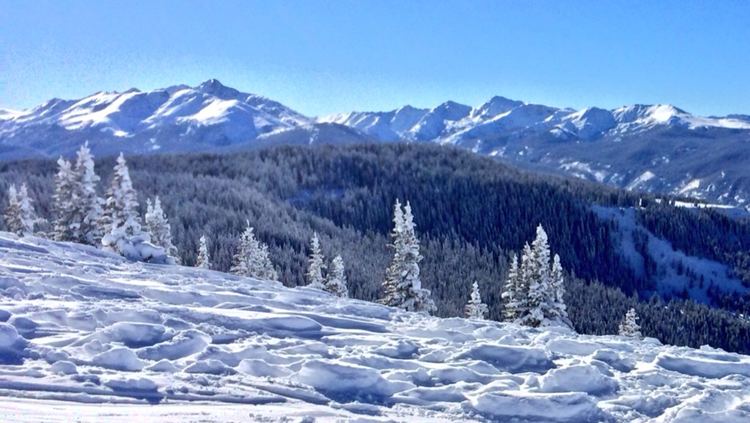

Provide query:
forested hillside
left=2, top=144, right=750, bottom=352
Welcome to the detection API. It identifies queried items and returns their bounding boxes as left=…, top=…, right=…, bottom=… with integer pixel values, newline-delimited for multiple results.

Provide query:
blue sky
left=2, top=0, right=749, bottom=116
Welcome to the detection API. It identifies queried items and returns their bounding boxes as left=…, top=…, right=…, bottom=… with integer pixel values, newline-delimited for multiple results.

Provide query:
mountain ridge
left=3, top=79, right=750, bottom=207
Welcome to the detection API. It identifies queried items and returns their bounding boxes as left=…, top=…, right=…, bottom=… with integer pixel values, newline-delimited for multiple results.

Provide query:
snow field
left=1, top=232, right=750, bottom=422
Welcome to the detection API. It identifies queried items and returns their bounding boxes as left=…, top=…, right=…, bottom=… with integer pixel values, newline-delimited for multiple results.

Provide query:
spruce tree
left=100, top=153, right=159, bottom=261
left=465, top=280, right=489, bottom=320
left=73, top=142, right=103, bottom=245
left=550, top=254, right=571, bottom=326
left=4, top=184, right=22, bottom=236
left=306, top=232, right=326, bottom=289
left=145, top=196, right=180, bottom=263
left=100, top=153, right=143, bottom=242
left=523, top=224, right=551, bottom=327
left=51, top=157, right=78, bottom=241
left=4, top=183, right=40, bottom=237
left=259, top=243, right=278, bottom=280
left=231, top=223, right=278, bottom=280
left=501, top=254, right=522, bottom=321
left=381, top=200, right=435, bottom=314
left=196, top=234, right=211, bottom=269
left=618, top=308, right=642, bottom=338
left=325, top=255, right=348, bottom=297
left=511, top=225, right=571, bottom=329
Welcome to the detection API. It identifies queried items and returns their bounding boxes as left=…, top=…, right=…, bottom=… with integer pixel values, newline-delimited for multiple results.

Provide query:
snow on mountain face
left=555, top=107, right=617, bottom=140
left=317, top=105, right=428, bottom=142
left=5, top=80, right=750, bottom=207
left=0, top=79, right=312, bottom=158
left=2, top=232, right=750, bottom=422
left=326, top=97, right=750, bottom=207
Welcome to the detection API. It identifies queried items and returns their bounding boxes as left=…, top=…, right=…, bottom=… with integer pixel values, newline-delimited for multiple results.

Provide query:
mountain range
left=3, top=79, right=750, bottom=206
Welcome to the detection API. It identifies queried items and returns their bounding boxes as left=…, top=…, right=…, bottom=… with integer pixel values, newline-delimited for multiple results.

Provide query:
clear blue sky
left=2, top=0, right=749, bottom=116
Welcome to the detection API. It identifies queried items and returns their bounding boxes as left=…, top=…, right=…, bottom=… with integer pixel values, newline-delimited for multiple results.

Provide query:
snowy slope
left=1, top=233, right=750, bottom=422
left=593, top=206, right=749, bottom=301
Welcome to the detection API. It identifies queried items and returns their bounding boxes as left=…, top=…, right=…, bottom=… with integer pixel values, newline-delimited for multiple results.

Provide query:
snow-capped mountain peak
left=470, top=95, right=524, bottom=119
left=0, top=80, right=315, bottom=158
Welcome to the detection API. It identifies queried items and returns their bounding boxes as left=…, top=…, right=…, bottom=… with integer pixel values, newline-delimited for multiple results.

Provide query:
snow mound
left=92, top=347, right=146, bottom=371
left=656, top=352, right=750, bottom=378
left=297, top=359, right=405, bottom=402
left=0, top=322, right=28, bottom=364
left=455, top=344, right=555, bottom=373
left=539, top=364, right=618, bottom=395
left=469, top=390, right=606, bottom=422
left=1, top=231, right=750, bottom=421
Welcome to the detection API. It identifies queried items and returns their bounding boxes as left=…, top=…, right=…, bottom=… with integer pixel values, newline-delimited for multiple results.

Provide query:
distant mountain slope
left=322, top=100, right=750, bottom=207
left=4, top=80, right=750, bottom=206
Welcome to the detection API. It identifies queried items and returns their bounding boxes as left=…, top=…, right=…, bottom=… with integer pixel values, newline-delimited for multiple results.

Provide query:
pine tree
left=4, top=184, right=22, bottom=236
left=501, top=254, right=522, bottom=321
left=618, top=308, right=642, bottom=338
left=145, top=196, right=180, bottom=263
left=231, top=223, right=278, bottom=280
left=325, top=255, right=348, bottom=297
left=381, top=200, right=435, bottom=314
left=306, top=232, right=326, bottom=289
left=382, top=199, right=405, bottom=303
left=100, top=153, right=142, bottom=241
left=257, top=243, right=278, bottom=281
left=4, top=183, right=40, bottom=237
left=511, top=225, right=571, bottom=329
left=465, top=281, right=489, bottom=320
left=73, top=142, right=103, bottom=245
left=100, top=153, right=155, bottom=260
left=549, top=254, right=571, bottom=326
left=51, top=157, right=79, bottom=241
left=523, top=224, right=551, bottom=327
left=196, top=234, right=211, bottom=269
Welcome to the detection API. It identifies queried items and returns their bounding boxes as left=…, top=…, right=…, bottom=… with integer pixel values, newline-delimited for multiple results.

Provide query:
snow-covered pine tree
left=100, top=153, right=169, bottom=263
left=382, top=199, right=405, bottom=305
left=4, top=184, right=22, bottom=236
left=306, top=232, right=326, bottom=289
left=231, top=223, right=278, bottom=280
left=145, top=197, right=180, bottom=263
left=231, top=224, right=258, bottom=277
left=3, top=183, right=40, bottom=237
left=501, top=253, right=522, bottom=321
left=381, top=200, right=436, bottom=314
left=257, top=243, right=278, bottom=281
left=515, top=242, right=537, bottom=326
left=465, top=280, right=489, bottom=320
left=325, top=255, right=348, bottom=297
left=549, top=254, right=571, bottom=327
left=51, top=157, right=79, bottom=241
left=513, top=225, right=572, bottom=329
left=196, top=234, right=211, bottom=269
left=100, top=153, right=142, bottom=241
left=73, top=142, right=103, bottom=245
left=522, top=224, right=551, bottom=327
left=618, top=308, right=642, bottom=338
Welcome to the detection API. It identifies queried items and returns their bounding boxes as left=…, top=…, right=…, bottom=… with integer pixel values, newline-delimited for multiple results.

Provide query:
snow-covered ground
left=1, top=232, right=750, bottom=422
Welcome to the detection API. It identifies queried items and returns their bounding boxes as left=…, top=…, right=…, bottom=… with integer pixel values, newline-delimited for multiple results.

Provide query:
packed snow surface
left=1, top=232, right=749, bottom=422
